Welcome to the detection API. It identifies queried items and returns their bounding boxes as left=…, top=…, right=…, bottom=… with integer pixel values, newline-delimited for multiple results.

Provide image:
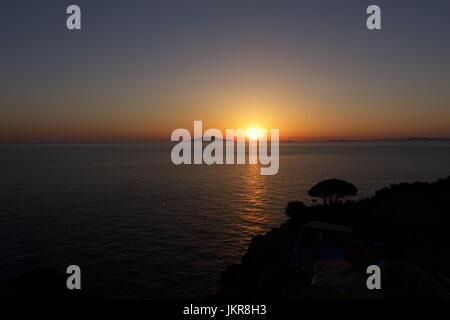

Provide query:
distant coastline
left=322, top=137, right=450, bottom=143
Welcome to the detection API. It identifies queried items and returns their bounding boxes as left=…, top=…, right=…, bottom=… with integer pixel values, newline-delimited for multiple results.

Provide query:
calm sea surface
left=1, top=142, right=449, bottom=299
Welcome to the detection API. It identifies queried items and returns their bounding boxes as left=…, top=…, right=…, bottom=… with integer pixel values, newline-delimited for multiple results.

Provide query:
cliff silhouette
left=219, top=177, right=450, bottom=300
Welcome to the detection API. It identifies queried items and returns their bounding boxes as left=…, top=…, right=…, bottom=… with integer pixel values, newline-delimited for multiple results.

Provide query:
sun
left=246, top=128, right=262, bottom=141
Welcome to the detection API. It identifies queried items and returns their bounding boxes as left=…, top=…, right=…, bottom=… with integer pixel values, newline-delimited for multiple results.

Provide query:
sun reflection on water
left=235, top=163, right=270, bottom=245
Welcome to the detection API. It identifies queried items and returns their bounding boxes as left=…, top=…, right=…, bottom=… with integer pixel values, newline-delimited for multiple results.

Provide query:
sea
left=1, top=141, right=449, bottom=299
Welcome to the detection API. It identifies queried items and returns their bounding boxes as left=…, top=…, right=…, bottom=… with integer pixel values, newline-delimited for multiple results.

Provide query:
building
left=302, top=221, right=352, bottom=243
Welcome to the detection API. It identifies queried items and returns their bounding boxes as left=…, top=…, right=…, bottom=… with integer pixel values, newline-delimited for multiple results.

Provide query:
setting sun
left=246, top=128, right=263, bottom=141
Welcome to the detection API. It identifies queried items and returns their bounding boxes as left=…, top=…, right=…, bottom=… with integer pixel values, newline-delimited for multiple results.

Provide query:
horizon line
left=1, top=136, right=450, bottom=145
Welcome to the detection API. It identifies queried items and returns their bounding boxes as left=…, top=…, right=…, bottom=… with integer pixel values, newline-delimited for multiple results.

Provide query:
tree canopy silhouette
left=308, top=179, right=357, bottom=206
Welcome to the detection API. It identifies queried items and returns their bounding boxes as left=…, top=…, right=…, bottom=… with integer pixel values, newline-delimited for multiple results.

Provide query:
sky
left=1, top=0, right=450, bottom=142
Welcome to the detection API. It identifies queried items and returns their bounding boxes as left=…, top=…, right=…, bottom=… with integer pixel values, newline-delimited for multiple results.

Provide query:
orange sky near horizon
left=2, top=69, right=449, bottom=143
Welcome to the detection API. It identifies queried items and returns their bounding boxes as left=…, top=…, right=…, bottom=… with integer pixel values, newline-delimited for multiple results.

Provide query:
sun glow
left=246, top=128, right=263, bottom=141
